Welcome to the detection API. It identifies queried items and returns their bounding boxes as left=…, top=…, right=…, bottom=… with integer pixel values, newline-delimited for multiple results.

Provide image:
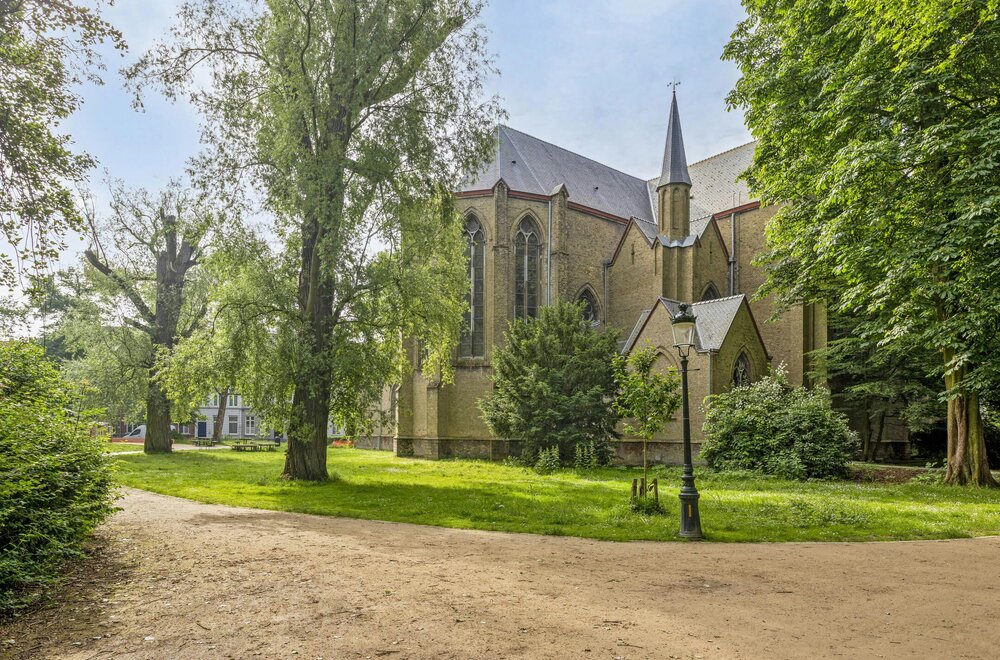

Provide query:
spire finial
left=669, top=79, right=681, bottom=95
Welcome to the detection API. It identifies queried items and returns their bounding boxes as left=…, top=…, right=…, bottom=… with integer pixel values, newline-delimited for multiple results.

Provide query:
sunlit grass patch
left=113, top=447, right=1000, bottom=543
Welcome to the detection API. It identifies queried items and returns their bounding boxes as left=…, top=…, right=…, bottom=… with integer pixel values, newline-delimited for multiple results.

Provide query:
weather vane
left=669, top=79, right=681, bottom=94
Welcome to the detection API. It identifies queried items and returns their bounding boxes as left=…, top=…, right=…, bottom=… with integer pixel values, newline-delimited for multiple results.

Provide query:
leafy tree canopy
left=725, top=0, right=1000, bottom=485
left=0, top=1, right=124, bottom=285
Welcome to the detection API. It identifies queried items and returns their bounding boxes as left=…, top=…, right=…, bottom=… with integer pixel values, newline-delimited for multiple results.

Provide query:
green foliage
left=126, top=0, right=503, bottom=478
left=702, top=369, right=859, bottom=480
left=533, top=446, right=561, bottom=475
left=0, top=341, right=117, bottom=613
left=573, top=440, right=601, bottom=470
left=0, top=1, right=124, bottom=285
left=725, top=0, right=1000, bottom=481
left=480, top=301, right=620, bottom=464
left=613, top=347, right=681, bottom=441
left=613, top=345, right=681, bottom=492
left=629, top=496, right=664, bottom=516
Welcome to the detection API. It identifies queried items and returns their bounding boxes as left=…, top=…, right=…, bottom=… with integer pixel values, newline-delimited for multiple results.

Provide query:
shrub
left=480, top=301, right=619, bottom=464
left=701, top=368, right=858, bottom=479
left=0, top=341, right=117, bottom=613
left=573, top=440, right=600, bottom=469
left=533, top=446, right=561, bottom=474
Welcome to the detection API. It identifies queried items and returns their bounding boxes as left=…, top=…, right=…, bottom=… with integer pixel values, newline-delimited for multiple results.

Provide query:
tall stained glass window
left=732, top=352, right=752, bottom=388
left=514, top=217, right=540, bottom=319
left=460, top=216, right=485, bottom=357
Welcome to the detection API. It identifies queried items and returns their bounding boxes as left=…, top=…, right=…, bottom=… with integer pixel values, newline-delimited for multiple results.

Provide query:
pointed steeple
left=656, top=90, right=691, bottom=189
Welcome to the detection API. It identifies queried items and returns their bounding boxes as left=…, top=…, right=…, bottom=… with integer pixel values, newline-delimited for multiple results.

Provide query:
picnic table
left=229, top=439, right=280, bottom=452
left=191, top=438, right=221, bottom=447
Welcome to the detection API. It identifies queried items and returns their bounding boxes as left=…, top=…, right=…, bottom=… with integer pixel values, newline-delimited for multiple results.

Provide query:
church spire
left=657, top=89, right=691, bottom=189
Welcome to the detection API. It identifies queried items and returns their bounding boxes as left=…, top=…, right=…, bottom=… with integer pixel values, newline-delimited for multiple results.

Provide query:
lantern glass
left=671, top=304, right=697, bottom=354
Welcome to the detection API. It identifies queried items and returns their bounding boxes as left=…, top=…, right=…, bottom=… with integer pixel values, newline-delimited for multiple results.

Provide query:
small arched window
left=460, top=216, right=485, bottom=357
left=732, top=352, right=752, bottom=388
left=701, top=283, right=721, bottom=301
left=514, top=217, right=540, bottom=319
left=578, top=289, right=599, bottom=326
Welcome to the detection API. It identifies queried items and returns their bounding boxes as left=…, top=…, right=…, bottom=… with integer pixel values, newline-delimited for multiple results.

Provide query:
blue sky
left=18, top=0, right=750, bottom=284
left=66, top=0, right=750, bottom=191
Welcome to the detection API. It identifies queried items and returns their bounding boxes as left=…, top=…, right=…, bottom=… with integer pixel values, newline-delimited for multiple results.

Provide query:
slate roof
left=621, top=308, right=653, bottom=354
left=461, top=125, right=756, bottom=224
left=656, top=92, right=692, bottom=188
left=658, top=295, right=746, bottom=352
left=461, top=126, right=656, bottom=223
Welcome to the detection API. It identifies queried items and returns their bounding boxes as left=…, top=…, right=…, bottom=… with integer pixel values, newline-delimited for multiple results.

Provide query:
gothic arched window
left=514, top=217, right=540, bottom=319
left=701, top=282, right=721, bottom=301
left=732, top=352, right=752, bottom=388
left=578, top=289, right=599, bottom=325
left=460, top=216, right=485, bottom=357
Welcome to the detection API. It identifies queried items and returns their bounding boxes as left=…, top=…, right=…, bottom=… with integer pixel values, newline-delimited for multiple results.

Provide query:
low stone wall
left=354, top=435, right=394, bottom=451
left=389, top=436, right=696, bottom=466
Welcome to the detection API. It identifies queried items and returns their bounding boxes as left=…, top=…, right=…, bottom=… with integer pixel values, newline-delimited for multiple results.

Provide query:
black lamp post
left=670, top=303, right=703, bottom=540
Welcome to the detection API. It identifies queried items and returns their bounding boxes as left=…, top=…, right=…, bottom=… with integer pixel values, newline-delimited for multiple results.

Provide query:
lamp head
left=671, top=303, right=697, bottom=357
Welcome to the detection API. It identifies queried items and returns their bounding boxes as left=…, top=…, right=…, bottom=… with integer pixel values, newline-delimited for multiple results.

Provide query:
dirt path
left=4, top=489, right=999, bottom=659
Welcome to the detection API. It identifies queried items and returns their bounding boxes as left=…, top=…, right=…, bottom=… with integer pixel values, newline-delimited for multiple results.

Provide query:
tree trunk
left=943, top=357, right=997, bottom=487
left=144, top=378, right=172, bottom=453
left=282, top=209, right=334, bottom=481
left=212, top=387, right=230, bottom=441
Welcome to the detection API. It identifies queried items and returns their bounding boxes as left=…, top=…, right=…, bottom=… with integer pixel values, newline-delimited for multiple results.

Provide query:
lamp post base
left=678, top=486, right=703, bottom=540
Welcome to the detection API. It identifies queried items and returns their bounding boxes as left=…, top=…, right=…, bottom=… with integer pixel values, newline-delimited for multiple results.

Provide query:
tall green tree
left=127, top=0, right=501, bottom=480
left=0, top=1, right=124, bottom=285
left=480, top=301, right=620, bottom=464
left=81, top=182, right=220, bottom=452
left=725, top=0, right=1000, bottom=485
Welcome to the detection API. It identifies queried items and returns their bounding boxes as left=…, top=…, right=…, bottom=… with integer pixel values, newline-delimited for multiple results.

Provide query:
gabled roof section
left=656, top=92, right=691, bottom=188
left=621, top=308, right=652, bottom=354
left=460, top=126, right=655, bottom=223
left=659, top=295, right=746, bottom=352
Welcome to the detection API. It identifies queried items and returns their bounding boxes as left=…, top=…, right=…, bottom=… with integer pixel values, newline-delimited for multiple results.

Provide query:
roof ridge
left=500, top=124, right=646, bottom=184
left=499, top=126, right=545, bottom=192
left=692, top=293, right=745, bottom=305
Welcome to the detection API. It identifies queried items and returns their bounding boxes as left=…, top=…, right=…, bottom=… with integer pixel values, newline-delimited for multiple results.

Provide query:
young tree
left=82, top=182, right=219, bottom=453
left=127, top=0, right=501, bottom=480
left=613, top=347, right=681, bottom=491
left=0, top=1, right=124, bottom=285
left=480, top=301, right=620, bottom=464
left=725, top=0, right=1000, bottom=485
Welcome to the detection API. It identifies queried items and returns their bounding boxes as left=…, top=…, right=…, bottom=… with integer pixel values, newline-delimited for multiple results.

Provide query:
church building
left=363, top=93, right=827, bottom=464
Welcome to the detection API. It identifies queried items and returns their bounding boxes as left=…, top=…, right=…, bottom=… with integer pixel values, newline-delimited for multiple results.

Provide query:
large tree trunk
left=282, top=208, right=335, bottom=481
left=943, top=357, right=997, bottom=487
left=212, top=387, right=230, bottom=442
left=144, top=378, right=173, bottom=453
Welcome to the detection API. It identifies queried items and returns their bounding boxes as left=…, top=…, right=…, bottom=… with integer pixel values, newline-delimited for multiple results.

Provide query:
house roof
left=460, top=126, right=757, bottom=227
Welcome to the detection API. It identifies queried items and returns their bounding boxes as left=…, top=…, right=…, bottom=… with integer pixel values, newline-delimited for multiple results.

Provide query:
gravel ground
left=3, top=488, right=999, bottom=659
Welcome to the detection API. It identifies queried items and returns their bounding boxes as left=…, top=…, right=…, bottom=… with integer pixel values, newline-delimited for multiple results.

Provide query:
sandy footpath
left=2, top=488, right=999, bottom=659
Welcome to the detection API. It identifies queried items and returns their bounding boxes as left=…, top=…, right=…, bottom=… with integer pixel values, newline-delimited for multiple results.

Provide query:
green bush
left=480, top=301, right=619, bottom=464
left=0, top=341, right=117, bottom=613
left=701, top=368, right=859, bottom=479
left=533, top=446, right=561, bottom=474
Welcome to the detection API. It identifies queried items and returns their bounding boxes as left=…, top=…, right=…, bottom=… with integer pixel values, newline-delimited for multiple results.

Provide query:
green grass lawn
left=113, top=447, right=1000, bottom=543
left=103, top=442, right=146, bottom=453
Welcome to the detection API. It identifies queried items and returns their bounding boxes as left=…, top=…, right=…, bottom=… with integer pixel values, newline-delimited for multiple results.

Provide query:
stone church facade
left=360, top=94, right=827, bottom=464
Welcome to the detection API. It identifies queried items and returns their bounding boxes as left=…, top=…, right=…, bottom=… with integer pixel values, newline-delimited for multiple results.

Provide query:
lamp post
left=670, top=303, right=703, bottom=540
